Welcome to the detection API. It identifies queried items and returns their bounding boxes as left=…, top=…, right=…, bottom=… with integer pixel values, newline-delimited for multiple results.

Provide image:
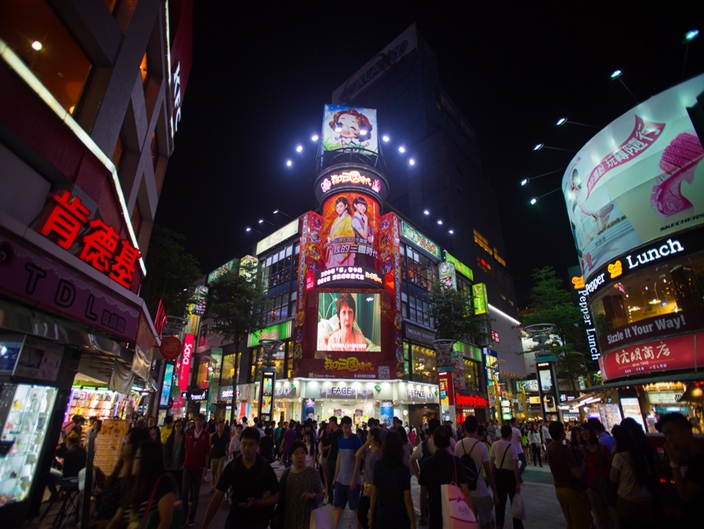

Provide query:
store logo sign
left=455, top=393, right=489, bottom=407
left=625, top=239, right=684, bottom=270
left=406, top=388, right=432, bottom=399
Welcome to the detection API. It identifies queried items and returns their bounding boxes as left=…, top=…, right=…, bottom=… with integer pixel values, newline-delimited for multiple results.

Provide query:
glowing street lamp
left=31, top=41, right=42, bottom=51
left=423, top=210, right=430, bottom=215
left=273, top=208, right=292, bottom=218
left=555, top=117, right=598, bottom=128
left=685, top=29, right=699, bottom=42
left=437, top=220, right=443, bottom=225
left=382, top=135, right=390, bottom=142
left=311, top=135, right=319, bottom=141
left=519, top=168, right=564, bottom=187
left=610, top=69, right=638, bottom=104
left=399, top=146, right=406, bottom=153
left=409, top=158, right=415, bottom=166
left=286, top=160, right=292, bottom=167
left=296, top=145, right=303, bottom=153
left=533, top=144, right=575, bottom=153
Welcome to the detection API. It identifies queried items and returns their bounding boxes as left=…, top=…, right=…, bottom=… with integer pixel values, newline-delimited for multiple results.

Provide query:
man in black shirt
left=202, top=427, right=279, bottom=529
left=210, top=421, right=229, bottom=493
left=321, top=416, right=342, bottom=503
left=418, top=426, right=473, bottom=529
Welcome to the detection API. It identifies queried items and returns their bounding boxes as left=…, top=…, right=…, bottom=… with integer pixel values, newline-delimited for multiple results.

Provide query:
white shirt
left=529, top=431, right=541, bottom=444
left=541, top=425, right=552, bottom=441
left=612, top=452, right=651, bottom=501
left=511, top=427, right=523, bottom=452
left=455, top=437, right=490, bottom=498
left=229, top=435, right=240, bottom=453
left=492, top=440, right=518, bottom=470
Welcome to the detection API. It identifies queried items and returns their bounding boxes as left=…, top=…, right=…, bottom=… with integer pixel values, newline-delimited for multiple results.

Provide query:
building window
left=463, top=358, right=481, bottom=392
left=222, top=353, right=240, bottom=384
left=0, top=2, right=92, bottom=115
left=411, top=344, right=437, bottom=384
left=403, top=244, right=437, bottom=292
left=493, top=247, right=506, bottom=267
left=250, top=342, right=286, bottom=381
left=473, top=229, right=492, bottom=255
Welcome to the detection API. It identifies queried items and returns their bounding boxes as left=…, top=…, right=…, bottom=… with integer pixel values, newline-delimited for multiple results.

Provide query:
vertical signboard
left=160, top=363, right=175, bottom=407
left=472, top=283, right=488, bottom=315
left=178, top=334, right=195, bottom=391
left=536, top=361, right=560, bottom=420
left=259, top=370, right=275, bottom=423
left=438, top=261, right=457, bottom=290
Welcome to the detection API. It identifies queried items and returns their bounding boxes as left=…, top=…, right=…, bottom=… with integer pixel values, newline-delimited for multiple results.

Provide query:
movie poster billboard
left=317, top=292, right=381, bottom=352
left=322, top=104, right=378, bottom=154
left=320, top=192, right=380, bottom=273
left=563, top=74, right=704, bottom=281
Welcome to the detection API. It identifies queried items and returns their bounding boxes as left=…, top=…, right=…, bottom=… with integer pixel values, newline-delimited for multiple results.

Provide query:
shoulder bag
left=141, top=474, right=183, bottom=529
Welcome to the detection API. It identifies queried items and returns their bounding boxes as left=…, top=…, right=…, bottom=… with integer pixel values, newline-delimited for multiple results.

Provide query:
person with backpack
left=455, top=417, right=499, bottom=529
left=490, top=424, right=523, bottom=529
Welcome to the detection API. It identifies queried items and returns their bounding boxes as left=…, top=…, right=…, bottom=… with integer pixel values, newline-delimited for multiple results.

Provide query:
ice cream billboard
left=563, top=74, right=704, bottom=281
left=317, top=292, right=381, bottom=352
left=322, top=104, right=378, bottom=154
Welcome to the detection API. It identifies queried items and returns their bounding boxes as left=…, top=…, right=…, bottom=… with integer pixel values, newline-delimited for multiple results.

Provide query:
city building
left=564, top=74, right=704, bottom=432
left=0, top=1, right=193, bottom=521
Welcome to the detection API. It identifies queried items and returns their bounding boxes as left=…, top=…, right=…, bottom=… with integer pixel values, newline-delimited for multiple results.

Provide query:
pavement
left=27, top=460, right=567, bottom=529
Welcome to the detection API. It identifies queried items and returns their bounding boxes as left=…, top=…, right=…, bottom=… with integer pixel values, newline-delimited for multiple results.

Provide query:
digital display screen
left=160, top=363, right=174, bottom=407
left=261, top=372, right=274, bottom=416
left=317, top=292, right=381, bottom=352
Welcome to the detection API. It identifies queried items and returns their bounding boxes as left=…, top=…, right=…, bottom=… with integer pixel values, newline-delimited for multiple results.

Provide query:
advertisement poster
left=562, top=74, right=704, bottom=280
left=380, top=401, right=393, bottom=425
left=317, top=293, right=381, bottom=352
left=260, top=371, right=274, bottom=418
left=322, top=104, right=378, bottom=153
left=160, top=363, right=175, bottom=407
left=320, top=192, right=380, bottom=271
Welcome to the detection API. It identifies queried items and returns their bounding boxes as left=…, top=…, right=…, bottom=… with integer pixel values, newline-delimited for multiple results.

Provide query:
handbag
left=141, top=474, right=183, bottom=529
left=309, top=503, right=334, bottom=529
left=441, top=456, right=478, bottom=529
left=510, top=492, right=526, bottom=519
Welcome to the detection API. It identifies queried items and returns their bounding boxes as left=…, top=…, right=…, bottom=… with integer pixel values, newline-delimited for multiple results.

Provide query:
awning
left=583, top=371, right=704, bottom=392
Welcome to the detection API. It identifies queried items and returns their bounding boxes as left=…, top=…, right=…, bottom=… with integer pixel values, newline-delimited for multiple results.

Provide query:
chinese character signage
left=599, top=333, right=704, bottom=381
left=322, top=104, right=378, bottom=154
left=444, top=251, right=474, bottom=281
left=562, top=74, right=704, bottom=281
left=323, top=356, right=374, bottom=373
left=401, top=221, right=441, bottom=259
left=439, top=261, right=457, bottom=290
left=207, top=259, right=236, bottom=284
left=35, top=190, right=142, bottom=290
left=191, top=285, right=208, bottom=316
left=247, top=320, right=293, bottom=348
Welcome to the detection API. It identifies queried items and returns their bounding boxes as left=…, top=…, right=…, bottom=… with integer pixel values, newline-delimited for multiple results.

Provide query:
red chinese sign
left=455, top=392, right=489, bottom=408
left=36, top=190, right=141, bottom=289
left=600, top=333, right=704, bottom=381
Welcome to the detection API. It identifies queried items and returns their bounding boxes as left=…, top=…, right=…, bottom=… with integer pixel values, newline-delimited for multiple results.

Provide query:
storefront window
left=0, top=2, right=92, bottom=115
left=221, top=353, right=240, bottom=385
left=463, top=358, right=481, bottom=392
left=590, top=252, right=704, bottom=334
left=412, top=344, right=437, bottom=384
left=250, top=343, right=286, bottom=382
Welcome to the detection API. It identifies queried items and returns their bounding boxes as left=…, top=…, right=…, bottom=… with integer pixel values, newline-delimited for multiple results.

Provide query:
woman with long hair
left=106, top=440, right=177, bottom=529
left=397, top=425, right=412, bottom=467
left=529, top=424, right=542, bottom=467
left=610, top=425, right=653, bottom=529
left=580, top=421, right=616, bottom=529
left=369, top=431, right=415, bottom=529
left=325, top=196, right=355, bottom=268
left=164, top=419, right=186, bottom=498
left=303, top=431, right=316, bottom=468
left=274, top=440, right=324, bottom=529
left=94, top=428, right=149, bottom=528
left=356, top=428, right=382, bottom=529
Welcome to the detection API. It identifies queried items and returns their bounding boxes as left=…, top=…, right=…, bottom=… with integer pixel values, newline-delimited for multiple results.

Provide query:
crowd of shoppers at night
left=41, top=409, right=704, bottom=529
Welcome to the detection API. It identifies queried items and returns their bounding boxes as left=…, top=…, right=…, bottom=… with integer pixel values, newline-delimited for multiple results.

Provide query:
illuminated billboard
left=317, top=292, right=381, bottom=352
left=321, top=192, right=380, bottom=273
left=322, top=104, right=378, bottom=154
left=256, top=219, right=299, bottom=255
left=563, top=74, right=704, bottom=280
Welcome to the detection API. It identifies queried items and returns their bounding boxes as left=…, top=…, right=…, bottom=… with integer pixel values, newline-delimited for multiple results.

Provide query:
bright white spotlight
left=296, top=145, right=303, bottom=152
left=311, top=135, right=319, bottom=141
left=382, top=135, right=390, bottom=142
left=685, top=29, right=699, bottom=41
left=409, top=158, right=415, bottom=166
left=246, top=227, right=252, bottom=232
left=556, top=117, right=567, bottom=126
left=286, top=160, right=292, bottom=167
left=258, top=219, right=264, bottom=224
left=610, top=69, right=622, bottom=79
left=530, top=198, right=538, bottom=205
left=423, top=210, right=430, bottom=215
left=533, top=143, right=544, bottom=151
left=437, top=220, right=443, bottom=225
left=449, top=229, right=454, bottom=234
left=399, top=146, right=406, bottom=153
left=520, top=178, right=529, bottom=186
left=31, top=41, right=43, bottom=51
left=273, top=209, right=279, bottom=214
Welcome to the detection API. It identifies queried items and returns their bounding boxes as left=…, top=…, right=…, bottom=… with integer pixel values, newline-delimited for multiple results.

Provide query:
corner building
left=0, top=1, right=192, bottom=522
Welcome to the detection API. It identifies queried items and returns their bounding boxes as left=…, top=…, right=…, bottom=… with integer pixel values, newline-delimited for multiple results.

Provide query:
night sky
left=155, top=2, right=703, bottom=299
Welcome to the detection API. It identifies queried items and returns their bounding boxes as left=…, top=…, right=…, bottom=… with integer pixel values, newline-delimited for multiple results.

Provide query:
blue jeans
left=518, top=452, right=528, bottom=475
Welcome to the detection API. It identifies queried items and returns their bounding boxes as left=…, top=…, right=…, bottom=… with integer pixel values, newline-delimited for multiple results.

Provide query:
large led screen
left=322, top=104, right=378, bottom=154
left=563, top=74, right=704, bottom=280
left=317, top=292, right=381, bottom=352
left=321, top=192, right=380, bottom=272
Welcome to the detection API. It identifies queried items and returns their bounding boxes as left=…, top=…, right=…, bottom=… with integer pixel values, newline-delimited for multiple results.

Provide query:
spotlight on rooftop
left=533, top=143, right=544, bottom=151
left=399, top=146, right=406, bottom=153
left=311, top=135, right=319, bottom=141
left=296, top=145, right=303, bottom=153
left=556, top=117, right=567, bottom=126
left=382, top=135, right=390, bottom=142
left=610, top=69, right=622, bottom=80
left=409, top=158, right=415, bottom=166
left=286, top=160, right=292, bottom=167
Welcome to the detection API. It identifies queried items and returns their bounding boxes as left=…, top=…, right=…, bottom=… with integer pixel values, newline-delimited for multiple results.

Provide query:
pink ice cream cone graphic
left=650, top=132, right=704, bottom=216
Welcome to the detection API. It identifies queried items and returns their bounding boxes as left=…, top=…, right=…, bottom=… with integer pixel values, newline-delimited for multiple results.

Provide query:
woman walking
left=580, top=422, right=616, bottom=529
left=529, top=424, right=542, bottom=467
left=164, top=418, right=186, bottom=498
left=274, top=440, right=324, bottom=529
left=610, top=425, right=654, bottom=529
left=369, top=430, right=415, bottom=529
left=355, top=428, right=382, bottom=529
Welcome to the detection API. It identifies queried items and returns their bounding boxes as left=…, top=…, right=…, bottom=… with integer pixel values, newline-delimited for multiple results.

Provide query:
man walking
left=321, top=416, right=342, bottom=502
left=183, top=413, right=211, bottom=526
left=332, top=416, right=362, bottom=529
left=160, top=415, right=174, bottom=443
left=210, top=421, right=229, bottom=493
left=419, top=426, right=473, bottom=529
left=202, top=427, right=279, bottom=529
left=281, top=421, right=297, bottom=468
left=510, top=418, right=527, bottom=479
left=456, top=417, right=498, bottom=529
left=409, top=418, right=456, bottom=479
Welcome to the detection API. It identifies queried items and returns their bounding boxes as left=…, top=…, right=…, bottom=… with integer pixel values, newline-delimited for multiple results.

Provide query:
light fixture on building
left=311, top=134, right=319, bottom=141
left=399, top=146, right=406, bottom=153
left=296, top=145, right=303, bottom=152
left=286, top=160, right=292, bottom=167
left=382, top=135, right=390, bottom=142
left=31, top=41, right=42, bottom=51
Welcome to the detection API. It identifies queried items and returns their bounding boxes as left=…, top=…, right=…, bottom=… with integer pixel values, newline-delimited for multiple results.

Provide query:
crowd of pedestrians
left=45, top=410, right=704, bottom=529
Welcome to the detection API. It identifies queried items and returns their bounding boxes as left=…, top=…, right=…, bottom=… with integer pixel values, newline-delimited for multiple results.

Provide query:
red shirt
left=583, top=444, right=612, bottom=490
left=184, top=428, right=211, bottom=470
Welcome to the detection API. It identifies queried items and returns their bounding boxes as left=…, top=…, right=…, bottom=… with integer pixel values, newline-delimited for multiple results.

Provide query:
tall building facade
left=333, top=27, right=523, bottom=376
left=0, top=1, right=192, bottom=521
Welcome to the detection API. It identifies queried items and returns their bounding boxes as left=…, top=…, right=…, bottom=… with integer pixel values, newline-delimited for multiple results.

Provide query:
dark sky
left=155, top=1, right=703, bottom=297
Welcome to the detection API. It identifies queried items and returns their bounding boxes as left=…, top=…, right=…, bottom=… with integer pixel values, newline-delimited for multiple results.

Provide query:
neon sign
left=324, top=356, right=374, bottom=372
left=36, top=190, right=141, bottom=289
left=316, top=266, right=382, bottom=286
left=401, top=222, right=441, bottom=259
left=178, top=334, right=194, bottom=390
left=320, top=170, right=382, bottom=194
left=454, top=393, right=489, bottom=407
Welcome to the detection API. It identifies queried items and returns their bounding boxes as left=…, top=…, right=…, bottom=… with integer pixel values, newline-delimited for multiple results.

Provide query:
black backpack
left=419, top=439, right=432, bottom=469
left=458, top=439, right=480, bottom=491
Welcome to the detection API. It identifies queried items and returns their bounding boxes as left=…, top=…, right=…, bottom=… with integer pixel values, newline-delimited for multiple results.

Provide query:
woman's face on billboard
left=339, top=302, right=355, bottom=331
left=354, top=201, right=366, bottom=214
left=336, top=200, right=347, bottom=216
left=338, top=113, right=360, bottom=139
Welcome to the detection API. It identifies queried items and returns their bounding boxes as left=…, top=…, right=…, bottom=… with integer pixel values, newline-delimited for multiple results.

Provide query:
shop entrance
left=408, top=403, right=438, bottom=430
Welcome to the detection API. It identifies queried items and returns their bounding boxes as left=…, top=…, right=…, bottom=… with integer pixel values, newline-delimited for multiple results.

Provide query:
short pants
left=333, top=482, right=360, bottom=510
